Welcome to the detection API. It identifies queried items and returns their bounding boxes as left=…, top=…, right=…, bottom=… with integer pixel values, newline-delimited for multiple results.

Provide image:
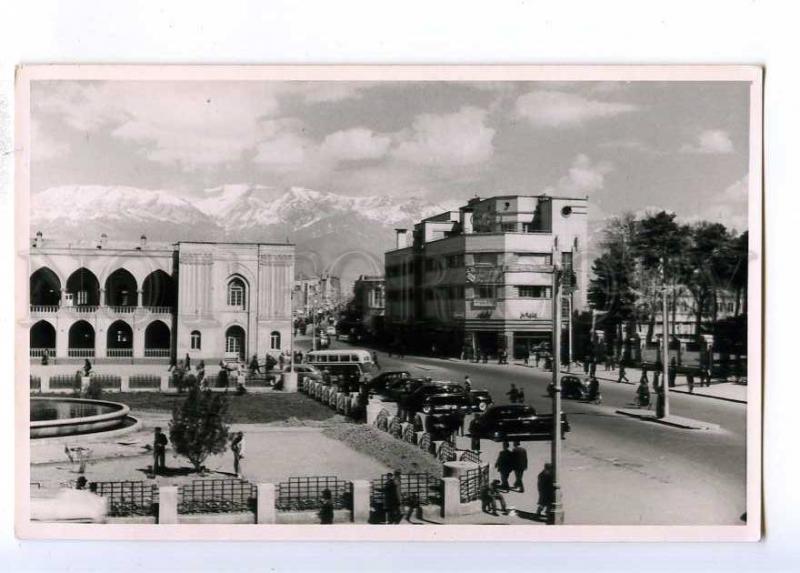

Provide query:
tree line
left=588, top=210, right=748, bottom=349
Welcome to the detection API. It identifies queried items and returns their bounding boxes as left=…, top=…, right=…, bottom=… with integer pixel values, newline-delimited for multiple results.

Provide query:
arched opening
left=190, top=330, right=202, bottom=350
left=66, top=268, right=100, bottom=307
left=105, top=268, right=138, bottom=309
left=30, top=267, right=61, bottom=307
left=142, top=270, right=175, bottom=309
left=225, top=325, right=246, bottom=359
left=226, top=277, right=247, bottom=310
left=270, top=330, right=281, bottom=350
left=68, top=320, right=95, bottom=357
left=144, top=320, right=171, bottom=357
left=30, top=320, right=56, bottom=357
left=107, top=320, right=133, bottom=357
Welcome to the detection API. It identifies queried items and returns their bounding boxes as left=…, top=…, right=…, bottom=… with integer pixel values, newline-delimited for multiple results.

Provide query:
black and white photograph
left=14, top=65, right=762, bottom=541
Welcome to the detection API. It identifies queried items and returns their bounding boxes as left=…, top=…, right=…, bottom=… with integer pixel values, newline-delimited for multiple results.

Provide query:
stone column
left=99, top=289, right=106, bottom=307
left=256, top=483, right=276, bottom=524
left=441, top=477, right=461, bottom=519
left=351, top=480, right=370, bottom=523
left=158, top=485, right=179, bottom=524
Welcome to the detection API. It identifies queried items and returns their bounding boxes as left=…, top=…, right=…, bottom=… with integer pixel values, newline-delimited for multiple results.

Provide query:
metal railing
left=93, top=374, right=122, bottom=390
left=142, top=306, right=172, bottom=314
left=108, top=305, right=136, bottom=314
left=459, top=449, right=482, bottom=465
left=276, top=476, right=352, bottom=512
left=459, top=465, right=490, bottom=503
left=370, top=473, right=441, bottom=507
left=93, top=480, right=159, bottom=517
left=49, top=374, right=80, bottom=390
left=30, top=347, right=55, bottom=358
left=106, top=348, right=133, bottom=358
left=144, top=348, right=170, bottom=358
left=30, top=305, right=59, bottom=313
left=437, top=440, right=457, bottom=462
left=71, top=305, right=99, bottom=313
left=30, top=375, right=41, bottom=391
left=178, top=479, right=257, bottom=514
left=68, top=348, right=95, bottom=358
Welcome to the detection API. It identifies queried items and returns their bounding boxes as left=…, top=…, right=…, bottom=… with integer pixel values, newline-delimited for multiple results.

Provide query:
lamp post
left=659, top=257, right=670, bottom=418
left=548, top=238, right=565, bottom=525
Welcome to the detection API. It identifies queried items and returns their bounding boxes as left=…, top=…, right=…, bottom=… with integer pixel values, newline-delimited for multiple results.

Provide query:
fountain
left=30, top=397, right=133, bottom=439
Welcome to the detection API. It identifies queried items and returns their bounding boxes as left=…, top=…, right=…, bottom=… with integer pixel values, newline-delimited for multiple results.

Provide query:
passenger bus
left=304, top=349, right=376, bottom=391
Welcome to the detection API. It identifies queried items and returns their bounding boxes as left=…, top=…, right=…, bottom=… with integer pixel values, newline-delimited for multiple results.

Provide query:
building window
left=190, top=330, right=201, bottom=350
left=227, top=278, right=246, bottom=309
left=270, top=331, right=281, bottom=350
left=476, top=285, right=496, bottom=299
left=517, top=286, right=552, bottom=298
left=226, top=334, right=241, bottom=354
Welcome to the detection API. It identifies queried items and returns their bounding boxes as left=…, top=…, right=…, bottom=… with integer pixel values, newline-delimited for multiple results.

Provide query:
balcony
left=30, top=305, right=59, bottom=314
left=144, top=348, right=170, bottom=358
left=28, top=304, right=174, bottom=316
left=68, top=348, right=95, bottom=358
left=107, top=348, right=133, bottom=358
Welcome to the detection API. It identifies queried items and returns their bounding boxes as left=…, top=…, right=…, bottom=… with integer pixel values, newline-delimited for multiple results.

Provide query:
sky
left=30, top=79, right=751, bottom=232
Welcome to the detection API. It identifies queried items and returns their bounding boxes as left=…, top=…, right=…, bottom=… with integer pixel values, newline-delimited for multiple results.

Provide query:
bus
left=304, top=349, right=376, bottom=391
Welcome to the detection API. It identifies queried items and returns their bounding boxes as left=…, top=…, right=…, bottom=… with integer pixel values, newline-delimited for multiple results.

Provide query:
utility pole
left=549, top=238, right=565, bottom=525
left=659, top=257, right=670, bottom=419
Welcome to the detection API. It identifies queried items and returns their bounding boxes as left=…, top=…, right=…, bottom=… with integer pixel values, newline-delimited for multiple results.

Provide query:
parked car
left=469, top=389, right=493, bottom=412
left=547, top=375, right=587, bottom=400
left=401, top=383, right=468, bottom=416
left=365, top=371, right=411, bottom=396
left=411, top=393, right=469, bottom=437
left=469, top=404, right=570, bottom=442
left=384, top=377, right=428, bottom=402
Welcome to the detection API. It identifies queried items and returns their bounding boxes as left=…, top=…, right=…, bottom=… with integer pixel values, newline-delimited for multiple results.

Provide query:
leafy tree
left=681, top=222, right=732, bottom=335
left=729, top=231, right=749, bottom=316
left=169, top=386, right=230, bottom=473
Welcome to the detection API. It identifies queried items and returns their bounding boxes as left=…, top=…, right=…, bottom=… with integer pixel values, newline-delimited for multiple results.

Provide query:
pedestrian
left=588, top=375, right=600, bottom=402
left=668, top=357, right=677, bottom=388
left=536, top=463, right=555, bottom=518
left=652, top=365, right=661, bottom=391
left=511, top=441, right=528, bottom=493
left=481, top=479, right=509, bottom=515
left=382, top=472, right=401, bottom=524
left=589, top=357, right=597, bottom=378
left=41, top=349, right=49, bottom=366
left=218, top=360, right=229, bottom=390
left=617, top=363, right=629, bottom=383
left=185, top=353, right=191, bottom=370
left=583, top=355, right=590, bottom=374
left=636, top=379, right=651, bottom=408
left=687, top=372, right=695, bottom=393
left=249, top=354, right=261, bottom=374
left=83, top=358, right=92, bottom=377
left=372, top=351, right=381, bottom=370
left=703, top=366, right=712, bottom=388
left=230, top=431, right=245, bottom=478
left=522, top=347, right=530, bottom=365
left=506, top=384, right=520, bottom=404
left=469, top=414, right=482, bottom=452
left=153, top=427, right=168, bottom=475
left=495, top=441, right=514, bottom=490
left=278, top=354, right=285, bottom=370
left=318, top=488, right=334, bottom=524
left=640, top=369, right=649, bottom=387
left=534, top=351, right=541, bottom=368
left=167, top=356, right=177, bottom=372
left=196, top=360, right=206, bottom=387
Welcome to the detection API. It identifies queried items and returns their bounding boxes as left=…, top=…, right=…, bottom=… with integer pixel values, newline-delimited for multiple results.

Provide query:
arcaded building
left=27, top=233, right=294, bottom=363
left=384, top=195, right=588, bottom=359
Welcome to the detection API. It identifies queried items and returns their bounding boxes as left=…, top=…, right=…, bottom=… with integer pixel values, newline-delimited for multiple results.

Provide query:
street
left=320, top=337, right=747, bottom=525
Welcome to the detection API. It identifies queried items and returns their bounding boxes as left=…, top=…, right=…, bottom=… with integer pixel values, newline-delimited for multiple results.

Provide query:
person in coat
left=231, top=432, right=245, bottom=478
left=536, top=463, right=555, bottom=518
left=511, top=441, right=528, bottom=492
left=495, top=441, right=515, bottom=490
left=382, top=472, right=402, bottom=524
left=318, top=488, right=334, bottom=524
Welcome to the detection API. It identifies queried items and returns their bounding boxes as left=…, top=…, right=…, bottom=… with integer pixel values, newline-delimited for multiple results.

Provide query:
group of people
left=482, top=442, right=555, bottom=519
left=150, top=426, right=245, bottom=478
left=381, top=470, right=418, bottom=524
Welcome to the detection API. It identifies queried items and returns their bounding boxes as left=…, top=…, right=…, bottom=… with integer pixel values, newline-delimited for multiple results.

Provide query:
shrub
left=169, top=387, right=231, bottom=472
left=84, top=378, right=104, bottom=399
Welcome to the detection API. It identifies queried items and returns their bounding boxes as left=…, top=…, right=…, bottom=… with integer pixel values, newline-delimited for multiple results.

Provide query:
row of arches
left=30, top=319, right=171, bottom=352
left=30, top=267, right=174, bottom=307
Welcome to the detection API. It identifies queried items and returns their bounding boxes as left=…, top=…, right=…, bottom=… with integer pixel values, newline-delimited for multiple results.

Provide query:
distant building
left=384, top=195, right=588, bottom=358
left=351, top=275, right=385, bottom=336
left=27, top=233, right=294, bottom=363
left=293, top=272, right=342, bottom=316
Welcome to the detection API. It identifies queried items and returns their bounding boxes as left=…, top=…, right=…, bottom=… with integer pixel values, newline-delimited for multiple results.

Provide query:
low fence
left=129, top=374, right=161, bottom=390
left=93, top=374, right=122, bottom=390
left=93, top=480, right=159, bottom=517
left=459, top=465, right=490, bottom=503
left=177, top=479, right=257, bottom=514
left=49, top=374, right=79, bottom=390
left=276, top=476, right=352, bottom=512
left=30, top=375, right=41, bottom=392
left=370, top=473, right=442, bottom=508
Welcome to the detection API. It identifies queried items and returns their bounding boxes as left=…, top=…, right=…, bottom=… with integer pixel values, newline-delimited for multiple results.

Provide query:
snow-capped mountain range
left=31, top=184, right=455, bottom=282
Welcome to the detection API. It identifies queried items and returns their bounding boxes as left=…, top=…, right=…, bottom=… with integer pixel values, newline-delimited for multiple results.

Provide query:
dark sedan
left=469, top=389, right=493, bottom=412
left=364, top=370, right=411, bottom=396
left=469, top=404, right=570, bottom=442
left=547, top=375, right=588, bottom=400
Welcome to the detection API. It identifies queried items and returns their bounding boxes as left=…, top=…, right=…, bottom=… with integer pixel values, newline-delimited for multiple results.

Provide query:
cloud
left=30, top=119, right=68, bottom=161
left=392, top=106, right=495, bottom=166
left=514, top=90, right=638, bottom=128
left=300, top=83, right=368, bottom=104
left=319, top=127, right=391, bottom=161
left=547, top=154, right=614, bottom=196
left=684, top=176, right=748, bottom=231
left=680, top=129, right=735, bottom=154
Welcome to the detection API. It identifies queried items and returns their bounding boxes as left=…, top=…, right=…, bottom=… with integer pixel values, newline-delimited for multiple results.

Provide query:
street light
left=548, top=238, right=565, bottom=525
left=658, top=257, right=671, bottom=419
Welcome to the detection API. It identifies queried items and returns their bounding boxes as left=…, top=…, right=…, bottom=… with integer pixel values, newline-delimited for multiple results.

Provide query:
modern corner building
left=27, top=233, right=294, bottom=363
left=384, top=195, right=588, bottom=359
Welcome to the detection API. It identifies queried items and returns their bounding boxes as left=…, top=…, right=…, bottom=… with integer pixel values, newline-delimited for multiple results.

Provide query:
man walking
left=617, top=363, right=629, bottom=383
left=372, top=351, right=381, bottom=370
left=536, top=463, right=555, bottom=519
left=511, top=441, right=528, bottom=493
left=153, top=427, right=168, bottom=475
left=382, top=472, right=401, bottom=524
left=469, top=414, right=482, bottom=452
left=495, top=441, right=514, bottom=490
left=589, top=357, right=597, bottom=378
left=506, top=383, right=520, bottom=404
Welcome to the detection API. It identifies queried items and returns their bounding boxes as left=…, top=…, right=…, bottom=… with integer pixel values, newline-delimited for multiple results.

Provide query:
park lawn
left=39, top=392, right=337, bottom=424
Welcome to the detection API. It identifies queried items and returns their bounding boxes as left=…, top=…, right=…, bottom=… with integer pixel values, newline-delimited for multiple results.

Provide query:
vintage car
left=402, top=383, right=470, bottom=416
left=469, top=404, right=570, bottom=442
left=468, top=389, right=493, bottom=412
left=364, top=370, right=412, bottom=396
left=547, top=375, right=588, bottom=400
left=411, top=394, right=470, bottom=438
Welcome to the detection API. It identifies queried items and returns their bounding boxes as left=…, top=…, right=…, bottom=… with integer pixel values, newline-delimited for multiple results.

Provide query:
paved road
left=311, top=338, right=748, bottom=525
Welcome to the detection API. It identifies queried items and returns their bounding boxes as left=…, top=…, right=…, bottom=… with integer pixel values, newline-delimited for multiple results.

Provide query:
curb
left=615, top=409, right=720, bottom=430
left=669, top=388, right=747, bottom=405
